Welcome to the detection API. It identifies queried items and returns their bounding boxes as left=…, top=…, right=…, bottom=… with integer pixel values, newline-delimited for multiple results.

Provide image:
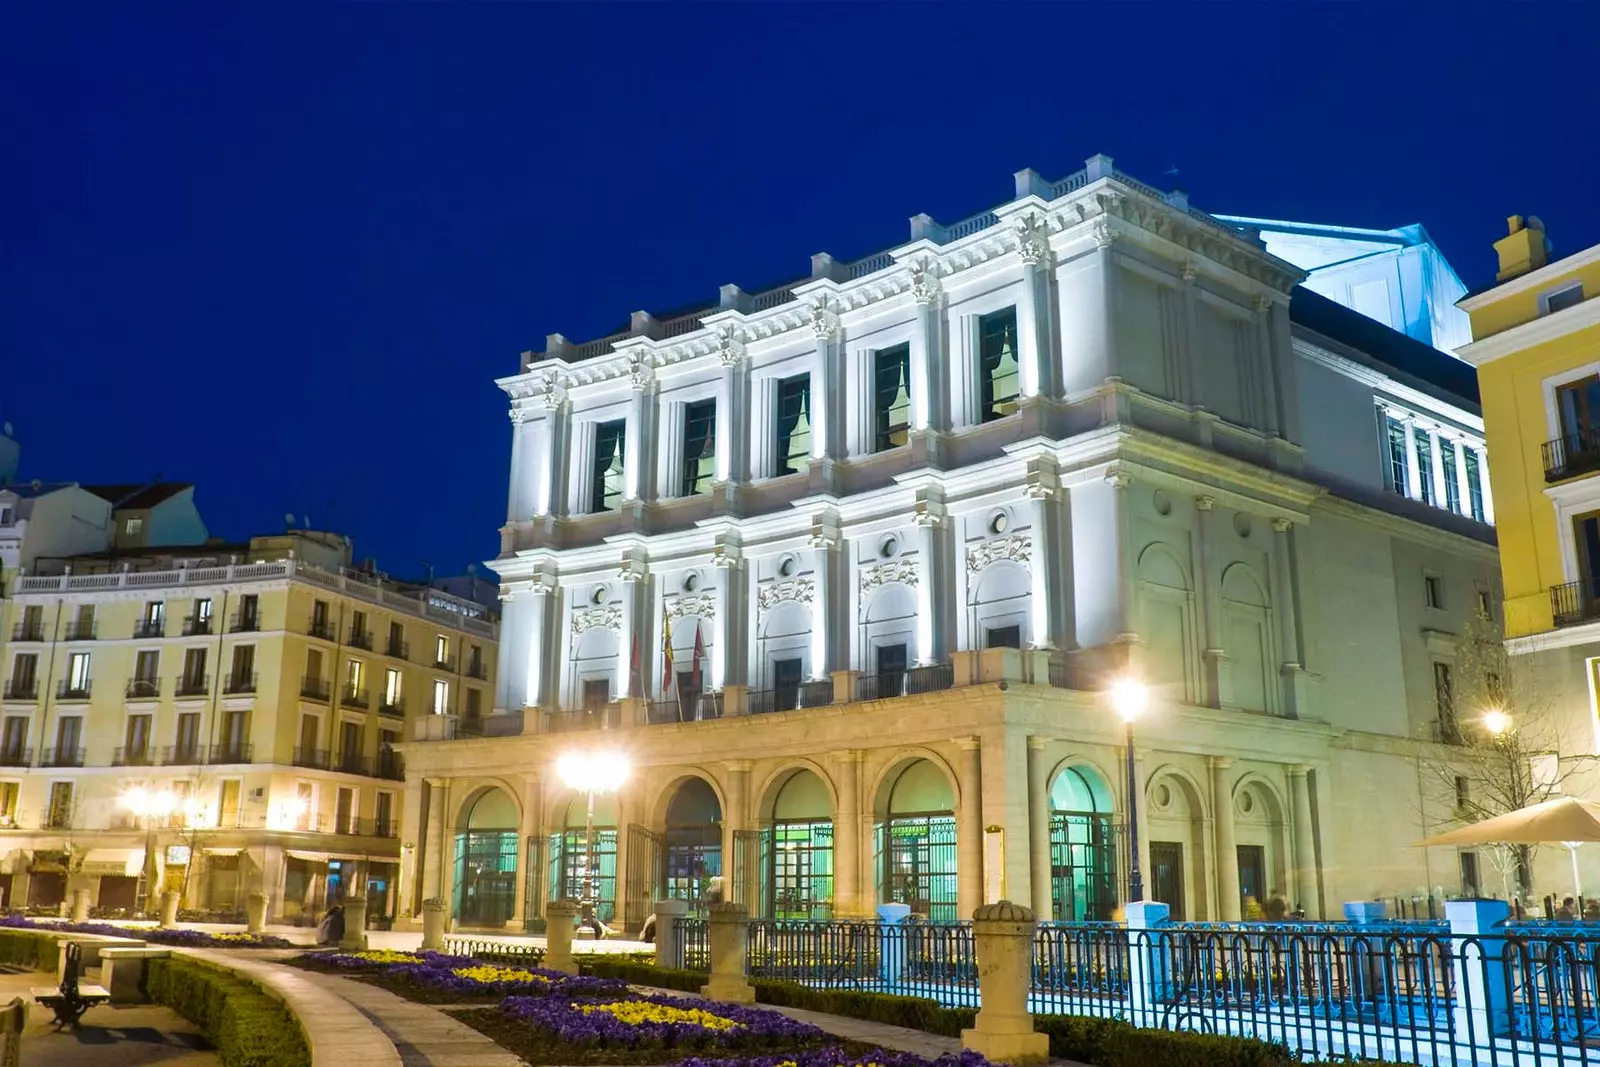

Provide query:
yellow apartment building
left=1460, top=217, right=1600, bottom=871
left=0, top=530, right=497, bottom=923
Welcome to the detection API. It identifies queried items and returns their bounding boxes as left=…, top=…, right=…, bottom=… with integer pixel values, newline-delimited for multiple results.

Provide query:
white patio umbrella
left=1416, top=795, right=1600, bottom=898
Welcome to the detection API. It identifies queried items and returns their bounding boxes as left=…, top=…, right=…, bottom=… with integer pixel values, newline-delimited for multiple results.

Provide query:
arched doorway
left=454, top=789, right=519, bottom=927
left=766, top=770, right=833, bottom=919
left=551, top=794, right=618, bottom=922
left=1049, top=765, right=1118, bottom=921
left=664, top=778, right=722, bottom=907
left=876, top=759, right=957, bottom=921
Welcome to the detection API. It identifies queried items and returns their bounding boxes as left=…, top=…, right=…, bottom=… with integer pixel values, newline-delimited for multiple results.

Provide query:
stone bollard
left=246, top=892, right=268, bottom=933
left=876, top=902, right=911, bottom=985
left=71, top=888, right=91, bottom=923
left=545, top=900, right=579, bottom=974
left=421, top=898, right=447, bottom=950
left=961, top=900, right=1049, bottom=1065
left=341, top=895, right=369, bottom=951
left=1447, top=898, right=1512, bottom=1043
left=1124, top=899, right=1171, bottom=1029
left=159, top=891, right=181, bottom=929
left=653, top=899, right=690, bottom=969
left=700, top=901, right=755, bottom=1004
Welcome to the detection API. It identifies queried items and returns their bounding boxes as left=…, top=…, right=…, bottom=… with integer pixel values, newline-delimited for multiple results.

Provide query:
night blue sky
left=5, top=4, right=1598, bottom=580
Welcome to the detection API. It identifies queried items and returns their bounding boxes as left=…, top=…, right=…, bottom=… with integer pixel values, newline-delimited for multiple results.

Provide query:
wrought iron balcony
left=132, top=618, right=166, bottom=639
left=41, top=746, right=85, bottom=768
left=113, top=745, right=156, bottom=767
left=340, top=685, right=370, bottom=710
left=162, top=744, right=204, bottom=766
left=2, top=680, right=38, bottom=702
left=334, top=751, right=370, bottom=776
left=175, top=674, right=210, bottom=698
left=376, top=748, right=405, bottom=781
left=301, top=676, right=331, bottom=701
left=126, top=678, right=162, bottom=700
left=10, top=623, right=44, bottom=642
left=1551, top=580, right=1600, bottom=628
left=0, top=747, right=32, bottom=768
left=465, top=660, right=489, bottom=681
left=1544, top=429, right=1600, bottom=483
left=223, top=672, right=257, bottom=695
left=182, top=615, right=213, bottom=636
left=308, top=619, right=337, bottom=641
left=348, top=627, right=374, bottom=651
left=293, top=746, right=331, bottom=770
left=63, top=621, right=97, bottom=641
left=208, top=742, right=252, bottom=765
left=855, top=663, right=955, bottom=702
left=546, top=703, right=621, bottom=733
left=385, top=638, right=410, bottom=659
left=56, top=681, right=91, bottom=701
left=433, top=654, right=457, bottom=672
left=749, top=681, right=834, bottom=716
left=647, top=692, right=723, bottom=723
left=379, top=696, right=405, bottom=717
left=229, top=612, right=260, bottom=634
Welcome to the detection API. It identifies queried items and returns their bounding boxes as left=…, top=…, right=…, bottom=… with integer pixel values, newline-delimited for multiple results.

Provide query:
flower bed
left=501, top=992, right=823, bottom=1051
left=309, top=948, right=481, bottom=971
left=0, top=915, right=292, bottom=948
left=676, top=1052, right=990, bottom=1067
left=291, top=948, right=627, bottom=1004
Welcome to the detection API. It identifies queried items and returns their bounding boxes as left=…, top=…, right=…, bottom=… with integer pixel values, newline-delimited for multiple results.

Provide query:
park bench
left=32, top=942, right=110, bottom=1030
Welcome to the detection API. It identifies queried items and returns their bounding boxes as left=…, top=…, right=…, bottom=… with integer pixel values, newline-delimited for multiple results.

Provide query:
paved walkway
left=296, top=969, right=519, bottom=1067
left=0, top=970, right=217, bottom=1066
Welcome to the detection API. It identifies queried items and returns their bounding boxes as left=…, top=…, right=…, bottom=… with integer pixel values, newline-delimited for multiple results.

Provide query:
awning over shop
left=202, top=846, right=243, bottom=857
left=285, top=850, right=330, bottom=864
left=79, top=849, right=144, bottom=877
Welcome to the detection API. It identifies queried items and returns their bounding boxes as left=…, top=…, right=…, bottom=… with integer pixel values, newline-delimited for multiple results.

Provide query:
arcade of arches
left=408, top=744, right=1322, bottom=931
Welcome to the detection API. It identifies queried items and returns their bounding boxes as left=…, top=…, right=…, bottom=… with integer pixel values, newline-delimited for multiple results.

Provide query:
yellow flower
left=451, top=965, right=551, bottom=985
left=578, top=1001, right=742, bottom=1031
left=354, top=950, right=424, bottom=964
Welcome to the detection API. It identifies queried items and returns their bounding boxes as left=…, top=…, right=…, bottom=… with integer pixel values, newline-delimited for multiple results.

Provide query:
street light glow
left=1109, top=677, right=1149, bottom=724
left=1483, top=708, right=1511, bottom=737
left=121, top=786, right=178, bottom=818
left=557, top=750, right=631, bottom=794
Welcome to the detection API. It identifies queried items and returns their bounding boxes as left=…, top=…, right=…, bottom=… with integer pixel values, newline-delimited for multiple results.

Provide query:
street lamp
left=1482, top=707, right=1510, bottom=739
left=1109, top=677, right=1149, bottom=904
left=122, top=786, right=177, bottom=917
left=1481, top=707, right=1533, bottom=897
left=556, top=751, right=630, bottom=908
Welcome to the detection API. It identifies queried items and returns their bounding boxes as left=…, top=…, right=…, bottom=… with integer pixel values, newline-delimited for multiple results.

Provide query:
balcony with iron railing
left=1544, top=428, right=1600, bottom=484
left=300, top=676, right=331, bottom=701
left=182, top=614, right=213, bottom=636
left=376, top=748, right=405, bottom=781
left=112, top=745, right=156, bottom=767
left=229, top=612, right=260, bottom=634
left=208, top=742, right=252, bottom=765
left=465, top=660, right=488, bottom=681
left=41, top=746, right=85, bottom=768
left=546, top=703, right=622, bottom=733
left=161, top=744, right=205, bottom=766
left=126, top=678, right=162, bottom=700
left=293, top=746, right=331, bottom=770
left=0, top=747, right=32, bottom=768
left=63, top=621, right=97, bottom=641
left=1552, top=580, right=1600, bottom=628
left=647, top=691, right=724, bottom=724
left=433, top=654, right=458, bottom=672
left=341, top=685, right=370, bottom=710
left=132, top=618, right=166, bottom=639
left=379, top=695, right=405, bottom=718
left=385, top=637, right=410, bottom=660
left=748, top=681, right=835, bottom=716
left=2, top=679, right=38, bottom=702
left=223, top=672, right=257, bottom=695
left=308, top=619, right=337, bottom=641
left=348, top=627, right=374, bottom=651
left=56, top=680, right=91, bottom=701
left=175, top=674, right=210, bottom=698
left=855, top=663, right=955, bottom=702
left=334, top=751, right=370, bottom=776
left=10, top=623, right=44, bottom=642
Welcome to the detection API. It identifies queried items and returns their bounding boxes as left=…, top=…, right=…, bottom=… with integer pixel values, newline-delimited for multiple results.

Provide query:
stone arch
left=1220, top=562, right=1270, bottom=607
left=1220, top=562, right=1274, bottom=714
left=1047, top=759, right=1119, bottom=921
left=1137, top=542, right=1198, bottom=701
left=570, top=626, right=620, bottom=704
left=1232, top=771, right=1291, bottom=907
left=968, top=559, right=1031, bottom=648
left=1049, top=761, right=1116, bottom=813
left=871, top=750, right=961, bottom=922
left=450, top=779, right=523, bottom=832
left=450, top=782, right=521, bottom=928
left=754, top=759, right=839, bottom=824
left=757, top=600, right=814, bottom=689
left=647, top=769, right=729, bottom=831
left=868, top=748, right=962, bottom=817
left=1144, top=764, right=1211, bottom=921
left=1137, top=542, right=1191, bottom=590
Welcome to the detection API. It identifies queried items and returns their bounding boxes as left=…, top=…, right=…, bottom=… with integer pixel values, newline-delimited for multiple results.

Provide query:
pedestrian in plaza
left=317, top=903, right=345, bottom=946
left=1557, top=897, right=1576, bottom=920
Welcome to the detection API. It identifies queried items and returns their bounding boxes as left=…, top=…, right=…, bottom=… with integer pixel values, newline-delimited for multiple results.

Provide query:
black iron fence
left=443, top=937, right=545, bottom=966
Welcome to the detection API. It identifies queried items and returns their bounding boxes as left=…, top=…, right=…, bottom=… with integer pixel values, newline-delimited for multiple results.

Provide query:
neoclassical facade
left=397, top=155, right=1500, bottom=931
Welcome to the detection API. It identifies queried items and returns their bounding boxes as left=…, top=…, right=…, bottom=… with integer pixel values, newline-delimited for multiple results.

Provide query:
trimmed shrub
left=0, top=928, right=56, bottom=970
left=1098, top=1024, right=1295, bottom=1067
left=580, top=957, right=708, bottom=992
left=146, top=956, right=311, bottom=1067
left=752, top=983, right=974, bottom=1038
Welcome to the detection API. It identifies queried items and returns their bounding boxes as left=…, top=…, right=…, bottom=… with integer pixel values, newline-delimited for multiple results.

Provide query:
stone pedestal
left=341, top=895, right=369, bottom=951
left=961, top=900, right=1048, bottom=1065
left=653, top=899, right=689, bottom=969
left=71, top=889, right=90, bottom=923
left=100, top=947, right=170, bottom=1004
left=421, top=898, right=447, bottom=951
left=546, top=900, right=579, bottom=974
left=700, top=901, right=754, bottom=1004
left=1447, top=898, right=1512, bottom=1041
left=246, top=892, right=268, bottom=933
left=159, top=891, right=180, bottom=929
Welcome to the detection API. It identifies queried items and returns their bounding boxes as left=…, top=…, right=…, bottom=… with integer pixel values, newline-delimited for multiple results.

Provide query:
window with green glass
left=978, top=307, right=1020, bottom=422
left=590, top=420, right=626, bottom=513
left=1416, top=431, right=1435, bottom=506
left=1466, top=449, right=1485, bottom=521
left=682, top=399, right=716, bottom=496
left=1440, top=439, right=1461, bottom=514
left=1385, top=415, right=1410, bottom=496
left=873, top=344, right=912, bottom=452
left=775, top=374, right=811, bottom=476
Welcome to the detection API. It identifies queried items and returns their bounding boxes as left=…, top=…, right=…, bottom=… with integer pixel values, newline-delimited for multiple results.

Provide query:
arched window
left=767, top=770, right=833, bottom=919
left=454, top=789, right=518, bottom=927
left=664, top=779, right=723, bottom=908
left=550, top=794, right=619, bottom=922
left=1049, top=767, right=1118, bottom=921
left=876, top=760, right=957, bottom=922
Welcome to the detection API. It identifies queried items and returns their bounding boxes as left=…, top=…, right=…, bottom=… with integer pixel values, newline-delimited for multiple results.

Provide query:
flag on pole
left=628, top=627, right=642, bottom=701
left=690, top=621, right=705, bottom=693
left=661, top=602, right=675, bottom=693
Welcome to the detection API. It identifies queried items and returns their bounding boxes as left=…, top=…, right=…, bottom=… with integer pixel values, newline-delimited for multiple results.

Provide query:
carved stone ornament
left=757, top=578, right=814, bottom=614
left=1254, top=293, right=1274, bottom=315
left=669, top=593, right=716, bottom=621
left=1092, top=219, right=1119, bottom=250
left=966, top=533, right=1032, bottom=574
left=808, top=300, right=840, bottom=340
left=571, top=605, right=622, bottom=635
left=715, top=328, right=747, bottom=369
left=908, top=260, right=942, bottom=305
left=1015, top=213, right=1050, bottom=266
left=860, top=558, right=918, bottom=595
left=508, top=406, right=528, bottom=424
left=534, top=376, right=568, bottom=410
left=1181, top=261, right=1199, bottom=284
left=628, top=354, right=654, bottom=391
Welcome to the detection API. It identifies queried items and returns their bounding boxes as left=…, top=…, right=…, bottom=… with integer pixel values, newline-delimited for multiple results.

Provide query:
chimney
left=1494, top=215, right=1550, bottom=282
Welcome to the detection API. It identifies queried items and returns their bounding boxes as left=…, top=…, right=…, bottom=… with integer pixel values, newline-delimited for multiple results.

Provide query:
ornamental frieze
left=757, top=578, right=814, bottom=614
left=966, top=534, right=1032, bottom=575
left=668, top=594, right=716, bottom=621
left=860, top=559, right=918, bottom=596
left=571, top=605, right=622, bottom=635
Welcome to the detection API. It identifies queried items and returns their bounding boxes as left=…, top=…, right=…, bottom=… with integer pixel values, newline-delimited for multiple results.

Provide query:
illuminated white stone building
left=397, top=155, right=1499, bottom=932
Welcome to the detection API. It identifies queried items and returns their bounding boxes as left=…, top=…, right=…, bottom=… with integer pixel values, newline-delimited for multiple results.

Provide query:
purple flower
left=390, top=962, right=628, bottom=998
left=499, top=993, right=824, bottom=1049
left=0, top=915, right=288, bottom=948
left=673, top=1049, right=992, bottom=1067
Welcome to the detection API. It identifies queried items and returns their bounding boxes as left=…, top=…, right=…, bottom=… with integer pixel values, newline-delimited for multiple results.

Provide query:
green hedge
left=0, top=929, right=57, bottom=970
left=579, top=959, right=1298, bottom=1067
left=145, top=956, right=311, bottom=1067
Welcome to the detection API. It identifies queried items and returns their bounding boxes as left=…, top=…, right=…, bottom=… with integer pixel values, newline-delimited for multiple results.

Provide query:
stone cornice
left=1457, top=243, right=1600, bottom=312
left=1457, top=295, right=1600, bottom=367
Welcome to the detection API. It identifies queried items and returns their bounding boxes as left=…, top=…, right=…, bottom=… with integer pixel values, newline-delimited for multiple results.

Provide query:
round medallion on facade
left=683, top=573, right=700, bottom=592
left=1233, top=514, right=1252, bottom=538
left=880, top=536, right=899, bottom=559
left=1153, top=490, right=1172, bottom=517
left=1237, top=790, right=1255, bottom=816
left=1153, top=782, right=1173, bottom=810
left=989, top=511, right=1009, bottom=535
left=590, top=585, right=608, bottom=605
left=777, top=556, right=797, bottom=578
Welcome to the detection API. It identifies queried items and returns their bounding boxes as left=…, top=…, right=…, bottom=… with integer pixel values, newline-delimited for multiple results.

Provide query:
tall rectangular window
left=873, top=343, right=912, bottom=452
left=230, top=645, right=255, bottom=691
left=181, top=648, right=207, bottom=692
left=67, top=652, right=91, bottom=693
left=590, top=419, right=627, bottom=513
left=125, top=714, right=152, bottom=759
left=237, top=594, right=259, bottom=630
left=10, top=654, right=36, bottom=692
left=432, top=679, right=450, bottom=715
left=1440, top=439, right=1461, bottom=514
left=218, top=780, right=241, bottom=827
left=1, top=717, right=26, bottom=761
left=1416, top=432, right=1435, bottom=506
left=681, top=398, right=717, bottom=496
left=1434, top=662, right=1456, bottom=739
left=775, top=374, right=811, bottom=476
left=1466, top=449, right=1485, bottom=521
left=0, top=782, right=17, bottom=824
left=175, top=712, right=200, bottom=760
left=46, top=782, right=74, bottom=829
left=195, top=597, right=212, bottom=624
left=384, top=668, right=403, bottom=708
left=978, top=307, right=1021, bottom=422
left=1384, top=415, right=1410, bottom=496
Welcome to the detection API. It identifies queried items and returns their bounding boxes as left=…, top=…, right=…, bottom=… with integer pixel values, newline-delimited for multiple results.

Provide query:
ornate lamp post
left=121, top=786, right=177, bottom=917
left=556, top=750, right=630, bottom=908
left=1110, top=677, right=1149, bottom=903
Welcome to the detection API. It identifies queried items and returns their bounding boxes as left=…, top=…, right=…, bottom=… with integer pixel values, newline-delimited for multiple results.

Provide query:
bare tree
left=1418, top=608, right=1595, bottom=899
